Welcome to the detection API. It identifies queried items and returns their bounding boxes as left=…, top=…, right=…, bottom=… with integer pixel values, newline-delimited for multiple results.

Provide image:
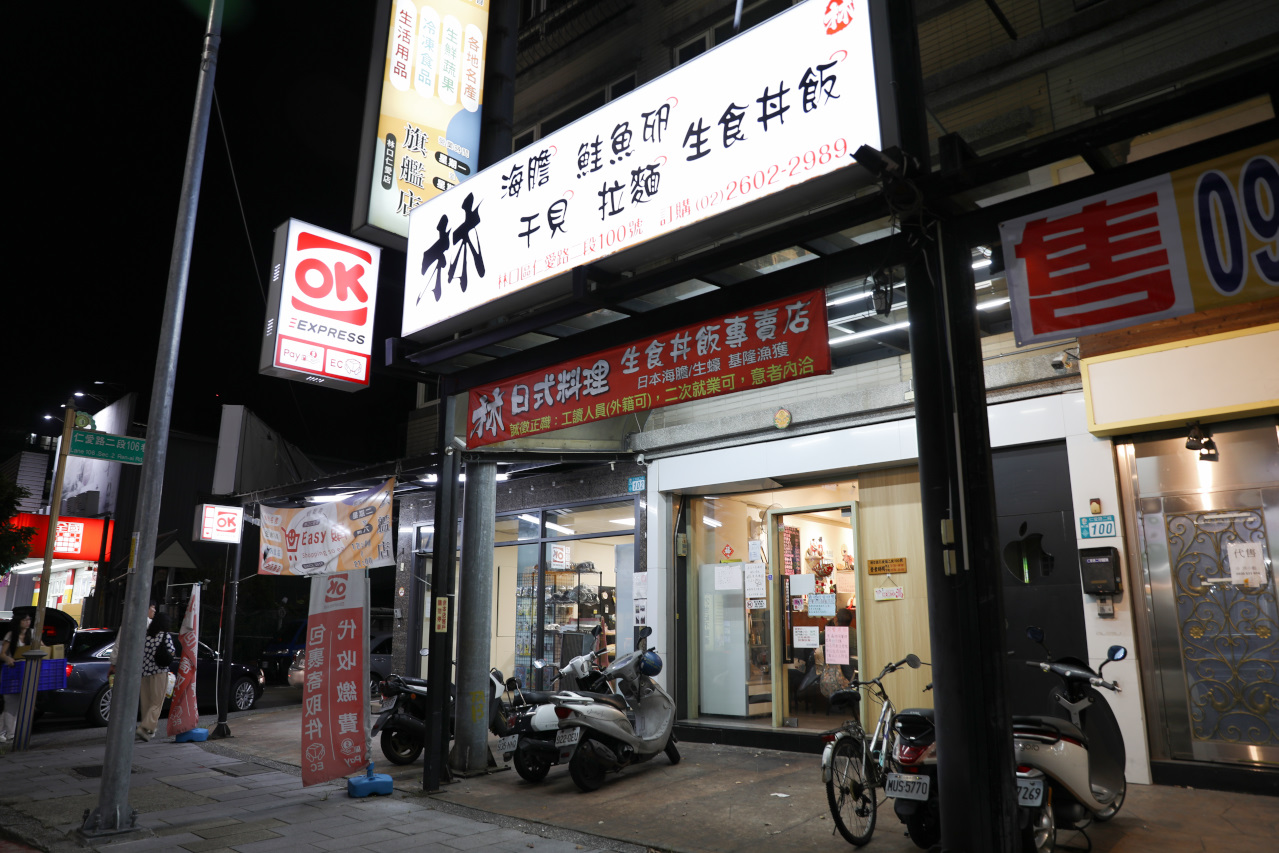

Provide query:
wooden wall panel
left=855, top=467, right=934, bottom=709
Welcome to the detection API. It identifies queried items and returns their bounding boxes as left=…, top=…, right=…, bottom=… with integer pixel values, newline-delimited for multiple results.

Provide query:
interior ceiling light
left=702, top=516, right=723, bottom=528
left=1185, top=422, right=1204, bottom=451
left=609, top=518, right=635, bottom=525
left=972, top=257, right=992, bottom=269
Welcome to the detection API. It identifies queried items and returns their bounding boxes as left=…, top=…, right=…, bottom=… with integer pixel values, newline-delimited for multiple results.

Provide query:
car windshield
left=71, top=630, right=117, bottom=657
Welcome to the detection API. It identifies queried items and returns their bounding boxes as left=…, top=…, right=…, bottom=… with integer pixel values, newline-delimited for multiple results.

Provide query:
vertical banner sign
left=258, top=480, right=396, bottom=576
left=357, top=0, right=493, bottom=243
left=302, top=573, right=370, bottom=787
left=259, top=219, right=383, bottom=391
left=466, top=289, right=831, bottom=447
left=168, top=587, right=201, bottom=736
left=403, top=0, right=880, bottom=339
left=1000, top=144, right=1278, bottom=344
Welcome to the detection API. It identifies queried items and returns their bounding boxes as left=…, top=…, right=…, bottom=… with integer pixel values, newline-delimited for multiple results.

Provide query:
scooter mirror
left=592, top=623, right=603, bottom=638
left=533, top=658, right=547, bottom=669
left=638, top=626, right=653, bottom=640
left=1107, top=645, right=1127, bottom=662
left=906, top=654, right=922, bottom=669
left=1026, top=626, right=1045, bottom=644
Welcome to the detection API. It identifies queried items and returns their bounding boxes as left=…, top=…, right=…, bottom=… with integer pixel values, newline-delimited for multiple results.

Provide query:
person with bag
left=137, top=613, right=175, bottom=742
left=0, top=612, right=35, bottom=745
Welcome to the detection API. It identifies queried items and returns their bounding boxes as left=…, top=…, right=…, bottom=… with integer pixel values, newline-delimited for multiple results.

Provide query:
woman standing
left=0, top=612, right=35, bottom=744
left=136, top=613, right=175, bottom=742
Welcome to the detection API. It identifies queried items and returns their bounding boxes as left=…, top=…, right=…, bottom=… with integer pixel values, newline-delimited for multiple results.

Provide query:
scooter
left=539, top=625, right=680, bottom=791
left=1013, top=626, right=1127, bottom=847
left=372, top=665, right=510, bottom=765
left=497, top=626, right=614, bottom=782
left=889, top=692, right=1054, bottom=853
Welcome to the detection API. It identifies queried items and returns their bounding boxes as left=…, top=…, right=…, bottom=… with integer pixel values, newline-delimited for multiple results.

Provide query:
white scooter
left=538, top=625, right=680, bottom=791
left=1013, top=626, right=1127, bottom=847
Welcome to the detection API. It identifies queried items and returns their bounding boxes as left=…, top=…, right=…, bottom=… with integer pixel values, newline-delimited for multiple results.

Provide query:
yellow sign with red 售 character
left=1000, top=143, right=1278, bottom=345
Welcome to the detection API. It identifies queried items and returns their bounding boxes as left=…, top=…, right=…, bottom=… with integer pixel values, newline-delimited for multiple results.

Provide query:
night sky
left=10, top=1, right=417, bottom=466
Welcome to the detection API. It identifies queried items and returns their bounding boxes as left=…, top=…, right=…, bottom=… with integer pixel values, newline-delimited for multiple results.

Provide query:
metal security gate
left=1122, top=419, right=1279, bottom=767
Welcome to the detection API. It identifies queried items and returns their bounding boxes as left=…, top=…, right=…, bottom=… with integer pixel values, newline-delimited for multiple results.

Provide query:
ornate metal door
left=1140, top=491, right=1279, bottom=764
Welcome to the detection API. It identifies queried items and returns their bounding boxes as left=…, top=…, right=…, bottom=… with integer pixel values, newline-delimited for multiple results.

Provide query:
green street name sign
left=69, top=430, right=146, bottom=465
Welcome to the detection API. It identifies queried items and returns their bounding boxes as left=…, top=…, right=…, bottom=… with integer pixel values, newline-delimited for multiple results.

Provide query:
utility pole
left=82, top=0, right=224, bottom=836
left=10, top=397, right=76, bottom=752
left=450, top=460, right=496, bottom=775
left=210, top=517, right=246, bottom=739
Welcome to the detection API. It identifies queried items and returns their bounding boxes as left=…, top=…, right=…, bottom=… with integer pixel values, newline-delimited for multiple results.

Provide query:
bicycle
left=821, top=654, right=925, bottom=846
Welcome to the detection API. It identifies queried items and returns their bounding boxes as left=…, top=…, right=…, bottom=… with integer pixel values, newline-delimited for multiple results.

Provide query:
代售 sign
left=465, top=289, right=831, bottom=448
left=302, top=573, right=369, bottom=787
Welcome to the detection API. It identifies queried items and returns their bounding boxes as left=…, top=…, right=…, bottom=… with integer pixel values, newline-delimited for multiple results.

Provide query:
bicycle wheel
left=826, top=736, right=877, bottom=846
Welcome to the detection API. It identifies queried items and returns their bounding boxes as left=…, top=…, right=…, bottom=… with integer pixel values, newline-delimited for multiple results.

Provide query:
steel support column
left=450, top=459, right=496, bottom=775
left=423, top=391, right=461, bottom=792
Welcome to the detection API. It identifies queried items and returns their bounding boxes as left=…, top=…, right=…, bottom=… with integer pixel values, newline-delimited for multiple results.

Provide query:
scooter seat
left=573, top=691, right=629, bottom=712
left=1013, top=715, right=1088, bottom=746
left=511, top=689, right=560, bottom=705
left=898, top=708, right=935, bottom=720
left=398, top=675, right=431, bottom=688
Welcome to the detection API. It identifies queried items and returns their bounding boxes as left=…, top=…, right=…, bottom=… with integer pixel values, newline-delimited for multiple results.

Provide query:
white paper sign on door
left=825, top=626, right=849, bottom=664
left=715, top=565, right=742, bottom=591
left=1228, top=541, right=1268, bottom=586
left=808, top=593, right=836, bottom=617
left=634, top=572, right=649, bottom=600
left=790, top=573, right=816, bottom=595
left=743, top=563, right=767, bottom=599
left=748, top=539, right=763, bottom=562
left=793, top=626, right=820, bottom=648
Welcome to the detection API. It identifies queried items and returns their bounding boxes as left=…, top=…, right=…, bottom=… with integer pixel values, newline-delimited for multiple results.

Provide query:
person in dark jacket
left=137, top=613, right=175, bottom=742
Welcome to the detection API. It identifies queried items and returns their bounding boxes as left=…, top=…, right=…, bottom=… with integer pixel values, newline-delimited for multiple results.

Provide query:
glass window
left=496, top=513, right=541, bottom=542
left=543, top=500, right=636, bottom=537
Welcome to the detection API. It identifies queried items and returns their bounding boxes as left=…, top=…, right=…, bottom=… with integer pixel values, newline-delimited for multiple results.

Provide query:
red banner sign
left=302, top=572, right=369, bottom=786
left=466, top=289, right=831, bottom=448
left=167, top=587, right=200, bottom=736
left=15, top=514, right=114, bottom=562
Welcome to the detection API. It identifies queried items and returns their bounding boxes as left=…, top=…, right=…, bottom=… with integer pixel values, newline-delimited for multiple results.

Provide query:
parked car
left=37, top=627, right=266, bottom=727
left=261, top=619, right=307, bottom=683
left=288, top=631, right=394, bottom=697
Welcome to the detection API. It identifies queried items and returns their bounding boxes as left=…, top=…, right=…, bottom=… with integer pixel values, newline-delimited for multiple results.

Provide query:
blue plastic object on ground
left=174, top=727, right=209, bottom=743
left=347, top=762, right=393, bottom=798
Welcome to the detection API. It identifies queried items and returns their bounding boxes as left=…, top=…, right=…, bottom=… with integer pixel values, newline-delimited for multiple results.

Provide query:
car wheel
left=87, top=684, right=112, bottom=727
left=231, top=677, right=258, bottom=712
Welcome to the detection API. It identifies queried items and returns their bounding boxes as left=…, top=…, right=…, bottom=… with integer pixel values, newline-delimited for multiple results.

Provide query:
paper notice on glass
left=744, top=563, right=767, bottom=599
left=634, top=572, right=649, bottom=600
left=748, top=539, right=763, bottom=562
left=825, top=626, right=849, bottom=664
left=715, top=565, right=742, bottom=591
left=793, top=626, right=820, bottom=648
left=789, top=573, right=816, bottom=595
left=808, top=593, right=836, bottom=617
left=1228, top=541, right=1267, bottom=586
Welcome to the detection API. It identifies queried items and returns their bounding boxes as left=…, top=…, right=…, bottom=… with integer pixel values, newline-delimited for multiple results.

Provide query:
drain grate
left=212, top=762, right=273, bottom=777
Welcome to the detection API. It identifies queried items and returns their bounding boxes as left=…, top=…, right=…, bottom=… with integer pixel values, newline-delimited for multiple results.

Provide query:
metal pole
left=210, top=525, right=244, bottom=739
left=424, top=392, right=461, bottom=792
left=11, top=398, right=75, bottom=751
left=82, top=0, right=224, bottom=836
left=450, top=460, right=495, bottom=775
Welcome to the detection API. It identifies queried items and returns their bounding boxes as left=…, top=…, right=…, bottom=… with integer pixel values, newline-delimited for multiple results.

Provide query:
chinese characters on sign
left=168, top=587, right=201, bottom=736
left=1001, top=145, right=1278, bottom=344
left=14, top=514, right=114, bottom=561
left=403, top=0, right=879, bottom=338
left=68, top=430, right=146, bottom=465
left=258, top=480, right=396, bottom=577
left=464, top=290, right=831, bottom=448
left=358, top=0, right=491, bottom=242
left=302, top=572, right=369, bottom=787
left=260, top=220, right=383, bottom=390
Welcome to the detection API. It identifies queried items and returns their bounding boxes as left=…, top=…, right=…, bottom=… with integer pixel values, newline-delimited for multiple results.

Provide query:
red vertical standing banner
left=302, top=572, right=370, bottom=786
left=168, top=587, right=200, bottom=735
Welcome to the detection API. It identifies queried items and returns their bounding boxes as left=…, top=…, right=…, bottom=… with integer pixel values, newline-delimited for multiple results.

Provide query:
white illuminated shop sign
left=260, top=220, right=383, bottom=391
left=194, top=504, right=243, bottom=544
left=403, top=0, right=881, bottom=339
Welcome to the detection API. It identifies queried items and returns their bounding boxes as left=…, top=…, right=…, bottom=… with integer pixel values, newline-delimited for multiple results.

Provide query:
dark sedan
left=38, top=628, right=265, bottom=727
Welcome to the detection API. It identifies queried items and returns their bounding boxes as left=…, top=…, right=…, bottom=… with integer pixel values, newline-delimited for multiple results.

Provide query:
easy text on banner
left=1000, top=144, right=1278, bottom=345
left=302, top=573, right=370, bottom=787
left=258, top=480, right=396, bottom=576
left=167, top=587, right=200, bottom=736
left=465, top=289, right=831, bottom=448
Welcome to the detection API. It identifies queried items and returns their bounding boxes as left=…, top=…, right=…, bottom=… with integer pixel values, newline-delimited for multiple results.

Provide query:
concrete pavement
left=3, top=702, right=1278, bottom=853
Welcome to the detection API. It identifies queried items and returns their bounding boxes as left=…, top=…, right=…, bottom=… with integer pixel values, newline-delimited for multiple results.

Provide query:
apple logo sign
left=1003, top=521, right=1054, bottom=582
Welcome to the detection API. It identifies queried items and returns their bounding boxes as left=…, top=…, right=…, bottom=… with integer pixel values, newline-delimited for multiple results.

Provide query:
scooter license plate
left=885, top=772, right=930, bottom=802
left=1016, top=778, right=1044, bottom=807
left=497, top=734, right=519, bottom=757
left=554, top=727, right=581, bottom=748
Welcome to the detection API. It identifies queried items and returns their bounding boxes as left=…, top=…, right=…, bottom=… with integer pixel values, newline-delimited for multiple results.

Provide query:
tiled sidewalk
left=0, top=739, right=633, bottom=853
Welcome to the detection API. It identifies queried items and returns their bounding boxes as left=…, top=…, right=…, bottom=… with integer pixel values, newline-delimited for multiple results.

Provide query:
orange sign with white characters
left=258, top=480, right=396, bottom=577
